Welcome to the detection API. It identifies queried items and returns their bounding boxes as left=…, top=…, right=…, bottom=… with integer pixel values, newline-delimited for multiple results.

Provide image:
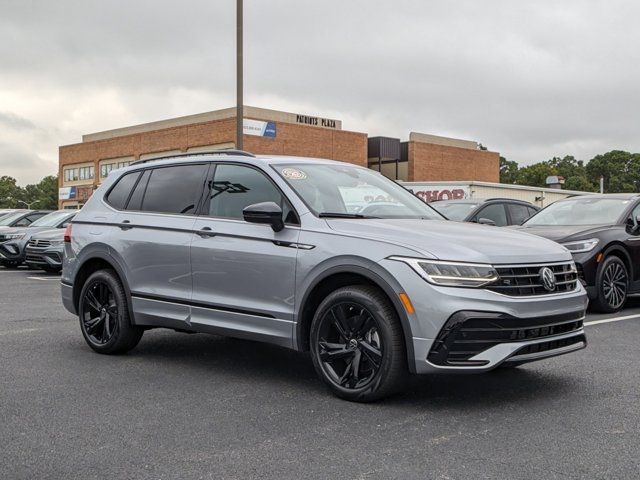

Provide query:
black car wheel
left=592, top=256, right=628, bottom=313
left=310, top=286, right=406, bottom=402
left=78, top=269, right=143, bottom=354
left=1, top=260, right=21, bottom=269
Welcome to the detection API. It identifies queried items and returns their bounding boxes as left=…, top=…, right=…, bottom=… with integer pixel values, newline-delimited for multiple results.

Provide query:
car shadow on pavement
left=115, top=330, right=580, bottom=408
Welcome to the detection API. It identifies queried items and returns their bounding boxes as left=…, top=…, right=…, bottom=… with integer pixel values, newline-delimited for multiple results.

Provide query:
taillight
left=64, top=224, right=72, bottom=243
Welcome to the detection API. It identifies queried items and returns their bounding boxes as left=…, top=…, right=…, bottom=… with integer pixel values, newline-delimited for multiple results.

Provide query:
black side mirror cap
left=243, top=201, right=284, bottom=232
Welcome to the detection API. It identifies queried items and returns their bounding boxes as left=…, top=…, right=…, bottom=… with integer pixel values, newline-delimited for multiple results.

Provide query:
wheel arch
left=602, top=242, right=633, bottom=278
left=295, top=264, right=416, bottom=373
left=72, top=251, right=135, bottom=325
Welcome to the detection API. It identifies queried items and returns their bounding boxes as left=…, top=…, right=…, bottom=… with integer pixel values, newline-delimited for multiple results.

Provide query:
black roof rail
left=130, top=149, right=256, bottom=166
left=485, top=197, right=533, bottom=203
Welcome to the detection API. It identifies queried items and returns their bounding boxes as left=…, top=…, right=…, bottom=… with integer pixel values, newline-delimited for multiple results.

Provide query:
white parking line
left=27, top=276, right=61, bottom=281
left=584, top=313, right=640, bottom=326
left=0, top=328, right=43, bottom=336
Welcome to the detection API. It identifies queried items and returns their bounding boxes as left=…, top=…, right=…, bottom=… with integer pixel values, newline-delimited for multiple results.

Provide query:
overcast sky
left=1, top=0, right=639, bottom=184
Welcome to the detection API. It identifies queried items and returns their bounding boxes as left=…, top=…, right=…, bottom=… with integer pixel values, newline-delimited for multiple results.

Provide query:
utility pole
left=600, top=175, right=604, bottom=194
left=236, top=0, right=243, bottom=150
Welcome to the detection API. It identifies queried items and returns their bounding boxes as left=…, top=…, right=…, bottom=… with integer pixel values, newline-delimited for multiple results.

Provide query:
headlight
left=389, top=256, right=498, bottom=288
left=48, top=240, right=63, bottom=246
left=4, top=233, right=25, bottom=240
left=561, top=238, right=599, bottom=253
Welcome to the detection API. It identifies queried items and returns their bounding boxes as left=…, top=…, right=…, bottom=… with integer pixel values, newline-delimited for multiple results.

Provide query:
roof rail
left=130, top=149, right=256, bottom=166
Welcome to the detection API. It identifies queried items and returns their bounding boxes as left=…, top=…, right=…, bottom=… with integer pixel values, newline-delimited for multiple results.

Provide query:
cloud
left=1, top=0, right=639, bottom=184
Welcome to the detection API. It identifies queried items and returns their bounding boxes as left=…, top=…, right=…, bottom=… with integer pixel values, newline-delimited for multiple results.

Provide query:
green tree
left=499, top=156, right=519, bottom=184
left=19, top=175, right=59, bottom=210
left=0, top=176, right=23, bottom=208
left=586, top=150, right=640, bottom=193
left=515, top=162, right=556, bottom=188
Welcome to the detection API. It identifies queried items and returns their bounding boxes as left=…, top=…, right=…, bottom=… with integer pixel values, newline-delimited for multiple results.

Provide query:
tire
left=310, top=285, right=406, bottom=402
left=78, top=269, right=143, bottom=354
left=591, top=256, right=628, bottom=313
left=1, top=260, right=21, bottom=269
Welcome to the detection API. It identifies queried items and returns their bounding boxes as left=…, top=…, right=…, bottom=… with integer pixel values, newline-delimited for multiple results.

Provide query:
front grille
left=487, top=262, right=578, bottom=296
left=428, top=311, right=584, bottom=366
left=27, top=239, right=52, bottom=248
left=25, top=253, right=46, bottom=264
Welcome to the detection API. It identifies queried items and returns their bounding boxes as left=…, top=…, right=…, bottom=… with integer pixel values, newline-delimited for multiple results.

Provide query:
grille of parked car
left=427, top=310, right=585, bottom=366
left=487, top=262, right=578, bottom=296
left=27, top=239, right=52, bottom=248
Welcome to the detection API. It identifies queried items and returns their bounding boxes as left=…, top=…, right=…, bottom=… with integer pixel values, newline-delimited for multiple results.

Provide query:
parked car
left=430, top=198, right=540, bottom=226
left=61, top=151, right=587, bottom=402
left=516, top=194, right=640, bottom=313
left=0, top=210, right=75, bottom=268
left=0, top=209, right=23, bottom=221
left=25, top=228, right=67, bottom=273
left=0, top=210, right=51, bottom=231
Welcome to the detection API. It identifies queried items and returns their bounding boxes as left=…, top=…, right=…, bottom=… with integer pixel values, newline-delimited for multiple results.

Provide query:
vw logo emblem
left=539, top=267, right=557, bottom=292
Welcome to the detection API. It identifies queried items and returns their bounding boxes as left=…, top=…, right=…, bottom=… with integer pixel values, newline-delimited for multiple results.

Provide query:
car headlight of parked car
left=389, top=256, right=499, bottom=287
left=561, top=238, right=599, bottom=253
left=4, top=233, right=25, bottom=240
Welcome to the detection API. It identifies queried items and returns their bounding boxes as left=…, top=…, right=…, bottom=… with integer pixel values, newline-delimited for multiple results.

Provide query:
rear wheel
left=78, top=269, right=143, bottom=354
left=310, top=285, right=406, bottom=402
left=591, top=256, right=628, bottom=313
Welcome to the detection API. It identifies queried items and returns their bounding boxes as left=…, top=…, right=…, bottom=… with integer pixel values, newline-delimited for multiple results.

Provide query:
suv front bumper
left=380, top=259, right=589, bottom=374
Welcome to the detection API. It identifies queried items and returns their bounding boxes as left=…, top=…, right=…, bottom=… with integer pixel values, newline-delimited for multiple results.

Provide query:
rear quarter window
left=106, top=171, right=142, bottom=209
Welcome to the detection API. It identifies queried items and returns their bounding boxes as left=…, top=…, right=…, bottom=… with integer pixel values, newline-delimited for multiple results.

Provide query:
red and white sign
left=404, top=185, right=471, bottom=203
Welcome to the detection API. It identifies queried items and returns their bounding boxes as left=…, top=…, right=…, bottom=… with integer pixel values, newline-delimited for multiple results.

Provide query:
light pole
left=236, top=0, right=243, bottom=150
left=6, top=198, right=39, bottom=209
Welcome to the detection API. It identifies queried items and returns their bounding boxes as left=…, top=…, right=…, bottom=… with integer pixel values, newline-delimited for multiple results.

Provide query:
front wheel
left=78, top=269, right=143, bottom=354
left=591, top=256, right=628, bottom=313
left=310, top=285, right=406, bottom=402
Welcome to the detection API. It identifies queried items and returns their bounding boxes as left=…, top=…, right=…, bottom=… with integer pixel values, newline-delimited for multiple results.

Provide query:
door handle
left=197, top=226, right=215, bottom=238
left=119, top=220, right=133, bottom=231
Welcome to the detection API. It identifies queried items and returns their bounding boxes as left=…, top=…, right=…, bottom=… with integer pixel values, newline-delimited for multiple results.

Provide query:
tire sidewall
left=310, top=287, right=401, bottom=401
left=78, top=270, right=129, bottom=352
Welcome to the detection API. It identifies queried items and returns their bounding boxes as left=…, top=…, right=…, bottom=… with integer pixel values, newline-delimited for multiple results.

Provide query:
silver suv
left=61, top=151, right=588, bottom=401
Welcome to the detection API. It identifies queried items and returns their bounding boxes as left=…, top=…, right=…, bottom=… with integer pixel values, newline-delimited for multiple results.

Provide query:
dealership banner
left=243, top=119, right=277, bottom=138
left=58, top=186, right=77, bottom=200
left=403, top=184, right=471, bottom=203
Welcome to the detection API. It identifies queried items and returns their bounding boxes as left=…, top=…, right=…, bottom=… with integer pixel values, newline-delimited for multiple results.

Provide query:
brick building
left=58, top=106, right=499, bottom=208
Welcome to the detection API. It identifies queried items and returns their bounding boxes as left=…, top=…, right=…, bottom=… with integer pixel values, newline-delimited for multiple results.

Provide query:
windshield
left=275, top=163, right=444, bottom=219
left=430, top=202, right=479, bottom=221
left=0, top=210, right=18, bottom=222
left=31, top=211, right=73, bottom=227
left=0, top=211, right=27, bottom=226
left=524, top=198, right=631, bottom=226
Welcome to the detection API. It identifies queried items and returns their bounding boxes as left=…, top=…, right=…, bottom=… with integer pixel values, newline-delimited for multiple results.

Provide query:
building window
left=100, top=161, right=130, bottom=178
left=64, top=166, right=93, bottom=182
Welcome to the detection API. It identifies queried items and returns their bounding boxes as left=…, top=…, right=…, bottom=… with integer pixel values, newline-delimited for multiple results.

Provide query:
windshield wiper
left=318, top=212, right=378, bottom=219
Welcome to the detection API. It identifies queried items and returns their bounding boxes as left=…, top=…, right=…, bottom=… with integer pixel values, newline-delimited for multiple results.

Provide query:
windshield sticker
left=282, top=168, right=307, bottom=180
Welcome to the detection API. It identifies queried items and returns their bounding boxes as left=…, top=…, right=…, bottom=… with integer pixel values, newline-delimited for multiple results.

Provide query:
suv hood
left=31, top=228, right=64, bottom=241
left=515, top=224, right=612, bottom=242
left=326, top=219, right=572, bottom=265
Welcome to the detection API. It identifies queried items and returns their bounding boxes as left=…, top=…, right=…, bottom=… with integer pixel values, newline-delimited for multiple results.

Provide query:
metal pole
left=600, top=175, right=604, bottom=194
left=236, top=0, right=243, bottom=150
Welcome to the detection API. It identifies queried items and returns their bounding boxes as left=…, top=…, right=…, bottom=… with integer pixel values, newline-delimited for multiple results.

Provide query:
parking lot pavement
left=1, top=269, right=639, bottom=480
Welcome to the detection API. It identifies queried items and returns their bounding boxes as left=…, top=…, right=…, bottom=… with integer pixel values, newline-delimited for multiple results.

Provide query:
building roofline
left=400, top=180, right=597, bottom=196
left=81, top=106, right=344, bottom=143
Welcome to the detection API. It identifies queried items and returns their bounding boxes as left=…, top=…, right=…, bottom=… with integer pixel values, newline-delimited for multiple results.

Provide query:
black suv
left=430, top=198, right=539, bottom=226
left=518, top=194, right=640, bottom=312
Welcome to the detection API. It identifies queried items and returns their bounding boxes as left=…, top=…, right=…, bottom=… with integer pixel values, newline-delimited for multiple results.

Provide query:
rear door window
left=475, top=203, right=508, bottom=226
left=140, top=164, right=208, bottom=215
left=508, top=203, right=533, bottom=225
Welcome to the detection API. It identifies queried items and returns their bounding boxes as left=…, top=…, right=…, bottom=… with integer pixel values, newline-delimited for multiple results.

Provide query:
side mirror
left=243, top=202, right=284, bottom=232
left=477, top=217, right=497, bottom=226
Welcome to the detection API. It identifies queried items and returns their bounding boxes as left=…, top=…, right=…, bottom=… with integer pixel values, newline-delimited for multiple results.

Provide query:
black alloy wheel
left=317, top=302, right=383, bottom=390
left=310, top=285, right=406, bottom=402
left=81, top=280, right=119, bottom=345
left=593, top=256, right=628, bottom=313
left=78, top=269, right=143, bottom=354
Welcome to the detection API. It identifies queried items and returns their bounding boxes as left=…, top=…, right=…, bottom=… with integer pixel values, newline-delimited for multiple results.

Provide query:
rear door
left=189, top=163, right=300, bottom=347
left=110, top=163, right=209, bottom=328
left=625, top=201, right=640, bottom=287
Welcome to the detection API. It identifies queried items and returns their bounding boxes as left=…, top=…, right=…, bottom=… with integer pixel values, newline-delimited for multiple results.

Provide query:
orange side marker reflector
left=399, top=293, right=415, bottom=315
left=596, top=253, right=603, bottom=263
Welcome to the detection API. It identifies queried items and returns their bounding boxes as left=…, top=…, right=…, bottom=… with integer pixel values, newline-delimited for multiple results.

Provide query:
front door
left=190, top=163, right=300, bottom=347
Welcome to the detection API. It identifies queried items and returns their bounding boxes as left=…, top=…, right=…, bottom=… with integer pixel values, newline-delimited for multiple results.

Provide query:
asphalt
left=1, top=268, right=639, bottom=480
